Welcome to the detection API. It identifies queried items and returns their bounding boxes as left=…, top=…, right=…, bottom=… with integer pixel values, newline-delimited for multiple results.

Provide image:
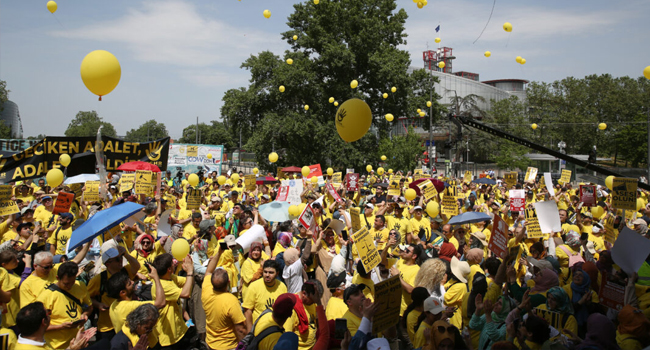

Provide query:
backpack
left=236, top=309, right=284, bottom=350
left=558, top=245, right=584, bottom=267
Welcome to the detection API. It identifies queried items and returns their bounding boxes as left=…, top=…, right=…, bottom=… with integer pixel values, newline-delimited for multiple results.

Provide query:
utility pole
left=647, top=109, right=650, bottom=180
left=429, top=72, right=434, bottom=172
left=195, top=116, right=199, bottom=144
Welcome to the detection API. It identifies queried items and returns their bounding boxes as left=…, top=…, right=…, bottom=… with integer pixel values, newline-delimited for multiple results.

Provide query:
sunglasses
left=142, top=240, right=152, bottom=244
left=437, top=325, right=455, bottom=334
left=39, top=264, right=54, bottom=270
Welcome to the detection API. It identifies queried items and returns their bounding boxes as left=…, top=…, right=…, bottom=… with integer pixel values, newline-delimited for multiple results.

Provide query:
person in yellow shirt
left=341, top=284, right=367, bottom=336
left=151, top=253, right=196, bottom=349
left=409, top=206, right=429, bottom=244
left=242, top=260, right=288, bottom=330
left=369, top=215, right=389, bottom=250
left=253, top=293, right=297, bottom=350
left=444, top=256, right=471, bottom=329
left=0, top=249, right=22, bottom=328
left=325, top=272, right=348, bottom=320
left=383, top=203, right=412, bottom=244
left=388, top=242, right=421, bottom=316
left=361, top=204, right=375, bottom=230
left=351, top=263, right=375, bottom=302
left=110, top=304, right=160, bottom=350
left=202, top=245, right=247, bottom=350
left=36, top=261, right=93, bottom=349
left=241, top=241, right=271, bottom=299
left=48, top=213, right=74, bottom=256
left=34, top=196, right=55, bottom=231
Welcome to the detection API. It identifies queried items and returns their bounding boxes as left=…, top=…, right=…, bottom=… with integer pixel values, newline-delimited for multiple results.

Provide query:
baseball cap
left=261, top=194, right=271, bottom=200
left=224, top=234, right=237, bottom=247
left=42, top=196, right=52, bottom=201
left=59, top=213, right=74, bottom=220
left=326, top=271, right=347, bottom=290
left=365, top=203, right=374, bottom=209
left=102, top=248, right=120, bottom=264
left=632, top=218, right=647, bottom=226
left=423, top=296, right=445, bottom=315
left=20, top=207, right=34, bottom=215
left=343, top=283, right=366, bottom=303
left=16, top=222, right=33, bottom=232
left=199, top=219, right=215, bottom=233
left=429, top=215, right=443, bottom=223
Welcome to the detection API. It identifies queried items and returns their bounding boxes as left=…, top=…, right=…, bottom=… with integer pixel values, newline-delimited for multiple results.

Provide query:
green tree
left=26, top=134, right=47, bottom=141
left=124, top=120, right=168, bottom=142
left=64, top=111, right=117, bottom=137
left=0, top=80, right=8, bottom=106
left=221, top=0, right=442, bottom=172
left=0, top=121, right=11, bottom=139
left=377, top=126, right=424, bottom=171
left=178, top=121, right=236, bottom=150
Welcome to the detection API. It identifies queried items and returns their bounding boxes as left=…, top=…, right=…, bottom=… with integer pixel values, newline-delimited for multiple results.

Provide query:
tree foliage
left=220, top=0, right=442, bottom=172
left=64, top=111, right=117, bottom=138
left=178, top=121, right=236, bottom=150
left=378, top=126, right=424, bottom=172
left=125, top=120, right=168, bottom=142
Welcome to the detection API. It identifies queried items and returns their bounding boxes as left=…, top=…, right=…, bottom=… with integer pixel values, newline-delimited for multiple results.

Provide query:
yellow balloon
left=426, top=201, right=440, bottom=217
left=381, top=155, right=387, bottom=161
left=377, top=167, right=385, bottom=175
left=417, top=109, right=421, bottom=113
left=366, top=165, right=373, bottom=173
left=520, top=58, right=526, bottom=65
left=231, top=173, right=240, bottom=183
left=516, top=56, right=522, bottom=63
left=217, top=175, right=226, bottom=185
left=391, top=87, right=397, bottom=93
left=434, top=37, right=441, bottom=43
left=531, top=123, right=538, bottom=130
left=484, top=51, right=491, bottom=57
left=302, top=166, right=310, bottom=177
left=503, top=22, right=512, bottom=32
left=605, top=176, right=614, bottom=190
left=59, top=154, right=71, bottom=167
left=388, top=169, right=393, bottom=174
left=426, top=101, right=432, bottom=107
left=438, top=61, right=445, bottom=69
left=263, top=9, right=271, bottom=18
left=286, top=58, right=293, bottom=65
left=46, top=168, right=64, bottom=188
left=350, top=80, right=358, bottom=89
left=314, top=0, right=320, bottom=4
left=304, top=105, right=309, bottom=111
left=329, top=97, right=335, bottom=103
left=298, top=203, right=307, bottom=213
left=80, top=50, right=121, bottom=99
left=644, top=66, right=650, bottom=80
left=405, top=188, right=417, bottom=201
left=269, top=152, right=279, bottom=163
left=47, top=1, right=57, bottom=14
left=293, top=35, right=298, bottom=40
left=423, top=0, right=428, bottom=5
left=288, top=205, right=299, bottom=216
left=419, top=111, right=425, bottom=117
left=591, top=205, right=605, bottom=219
left=171, top=239, right=190, bottom=260
left=335, top=98, right=372, bottom=142
left=279, top=85, right=285, bottom=92
left=385, top=113, right=394, bottom=122
left=369, top=176, right=376, bottom=184
left=382, top=93, right=388, bottom=99
left=188, top=174, right=199, bottom=187
left=417, top=2, right=424, bottom=8
left=311, top=176, right=319, bottom=184
left=207, top=153, right=212, bottom=159
left=334, top=101, right=339, bottom=106
left=253, top=168, right=259, bottom=174
left=327, top=168, right=333, bottom=176
left=598, top=123, right=607, bottom=130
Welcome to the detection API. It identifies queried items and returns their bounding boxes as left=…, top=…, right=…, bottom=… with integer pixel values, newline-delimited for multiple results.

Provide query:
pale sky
left=1, top=0, right=648, bottom=139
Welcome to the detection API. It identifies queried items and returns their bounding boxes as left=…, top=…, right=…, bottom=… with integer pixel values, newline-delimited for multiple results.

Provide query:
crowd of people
left=0, top=168, right=649, bottom=350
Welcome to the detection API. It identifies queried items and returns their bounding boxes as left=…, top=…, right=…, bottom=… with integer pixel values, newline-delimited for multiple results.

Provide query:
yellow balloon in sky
left=350, top=80, right=358, bottom=89
left=304, top=105, right=309, bottom=111
left=286, top=58, right=293, bottom=65
left=484, top=51, right=491, bottom=57
left=391, top=86, right=396, bottom=93
left=520, top=58, right=526, bottom=65
left=217, top=175, right=226, bottom=185
left=382, top=93, right=388, bottom=99
left=419, top=111, right=425, bottom=117
left=59, top=154, right=71, bottom=167
left=327, top=168, right=333, bottom=176
left=293, top=35, right=298, bottom=40
left=516, top=56, right=522, bottom=63
left=47, top=1, right=57, bottom=13
left=207, top=153, right=212, bottom=159
left=263, top=9, right=271, bottom=18
left=605, top=176, right=614, bottom=190
left=377, top=167, right=385, bottom=175
left=80, top=50, right=121, bottom=100
left=329, top=97, right=335, bottom=103
left=253, top=167, right=259, bottom=174
left=388, top=169, right=393, bottom=174
left=314, top=0, right=320, bottom=4
left=599, top=123, right=607, bottom=130
left=435, top=37, right=441, bottom=43
left=405, top=188, right=417, bottom=201
left=644, top=66, right=650, bottom=80
left=301, top=166, right=310, bottom=177
left=426, top=101, right=432, bottom=107
left=385, top=113, right=394, bottom=122
left=381, top=155, right=387, bottom=161
left=423, top=0, right=428, bottom=5
left=438, top=61, right=445, bottom=69
left=188, top=174, right=199, bottom=187
left=503, top=22, right=512, bottom=32
left=46, top=168, right=64, bottom=188
left=531, top=123, right=538, bottom=130
left=279, top=85, right=285, bottom=92
left=269, top=152, right=279, bottom=163
left=171, top=239, right=190, bottom=260
left=417, top=2, right=423, bottom=8
left=334, top=101, right=339, bottom=106
left=335, top=98, right=372, bottom=142
left=366, top=165, right=373, bottom=173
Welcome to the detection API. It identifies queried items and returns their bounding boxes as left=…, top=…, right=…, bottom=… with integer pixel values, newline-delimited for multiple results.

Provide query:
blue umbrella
left=472, top=177, right=497, bottom=185
left=258, top=201, right=291, bottom=223
left=447, top=211, right=492, bottom=225
left=67, top=202, right=144, bottom=252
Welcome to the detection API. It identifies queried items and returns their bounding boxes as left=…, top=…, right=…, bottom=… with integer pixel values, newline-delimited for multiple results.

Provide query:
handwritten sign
left=509, top=189, right=525, bottom=212
left=488, top=214, right=508, bottom=258
left=525, top=208, right=544, bottom=239
left=352, top=226, right=381, bottom=272
left=0, top=185, right=19, bottom=216
left=417, top=180, right=438, bottom=201
left=53, top=192, right=75, bottom=214
left=611, top=177, right=637, bottom=210
left=372, top=275, right=402, bottom=334
left=280, top=179, right=303, bottom=205
left=119, top=173, right=135, bottom=192
left=350, top=207, right=361, bottom=232
left=558, top=170, right=572, bottom=185
left=84, top=181, right=100, bottom=202
left=186, top=188, right=202, bottom=210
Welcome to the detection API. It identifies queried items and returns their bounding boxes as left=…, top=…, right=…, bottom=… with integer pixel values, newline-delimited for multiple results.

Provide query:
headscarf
left=576, top=313, right=621, bottom=350
left=570, top=269, right=591, bottom=326
left=531, top=269, right=559, bottom=293
left=278, top=231, right=293, bottom=248
left=438, top=242, right=457, bottom=262
left=596, top=250, right=613, bottom=274
left=490, top=296, right=513, bottom=324
left=466, top=248, right=483, bottom=265
left=565, top=230, right=581, bottom=247
left=546, top=286, right=573, bottom=314
left=581, top=261, right=600, bottom=291
left=617, top=305, right=650, bottom=339
left=283, top=248, right=299, bottom=266
left=250, top=241, right=264, bottom=259
left=135, top=234, right=155, bottom=258
left=171, top=224, right=183, bottom=240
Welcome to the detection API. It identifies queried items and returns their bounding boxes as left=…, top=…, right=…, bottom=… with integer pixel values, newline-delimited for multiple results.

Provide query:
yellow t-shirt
left=87, top=269, right=135, bottom=333
left=242, top=279, right=288, bottom=322
left=409, top=217, right=429, bottom=242
left=202, top=275, right=246, bottom=350
left=20, top=266, right=60, bottom=308
left=34, top=208, right=55, bottom=229
left=290, top=294, right=316, bottom=350
left=143, top=215, right=158, bottom=238
left=406, top=309, right=421, bottom=342
left=183, top=223, right=199, bottom=240
left=444, top=281, right=467, bottom=329
left=254, top=312, right=284, bottom=350
left=47, top=227, right=73, bottom=255
left=369, top=227, right=389, bottom=250
left=36, top=282, right=91, bottom=350
left=351, top=274, right=375, bottom=302
left=130, top=241, right=166, bottom=279
left=342, top=310, right=362, bottom=336
left=109, top=299, right=155, bottom=335
left=397, top=260, right=420, bottom=316
left=0, top=268, right=21, bottom=328
left=413, top=321, right=431, bottom=348
left=325, top=297, right=348, bottom=321
left=119, top=323, right=159, bottom=349
left=385, top=215, right=412, bottom=244
left=240, top=257, right=264, bottom=299
left=151, top=275, right=188, bottom=347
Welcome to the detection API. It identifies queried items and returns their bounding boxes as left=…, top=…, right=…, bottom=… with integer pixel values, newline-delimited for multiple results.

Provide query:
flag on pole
left=435, top=25, right=440, bottom=32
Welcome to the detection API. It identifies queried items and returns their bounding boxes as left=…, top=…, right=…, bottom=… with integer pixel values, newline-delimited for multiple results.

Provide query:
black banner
left=0, top=136, right=170, bottom=183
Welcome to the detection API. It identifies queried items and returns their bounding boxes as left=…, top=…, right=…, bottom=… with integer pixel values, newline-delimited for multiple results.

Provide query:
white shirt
left=282, top=259, right=304, bottom=294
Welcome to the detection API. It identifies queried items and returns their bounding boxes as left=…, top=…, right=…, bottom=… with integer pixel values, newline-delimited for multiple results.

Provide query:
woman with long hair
left=401, top=287, right=430, bottom=345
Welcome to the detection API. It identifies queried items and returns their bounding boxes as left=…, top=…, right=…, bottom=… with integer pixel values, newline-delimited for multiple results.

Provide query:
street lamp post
left=558, top=140, right=566, bottom=172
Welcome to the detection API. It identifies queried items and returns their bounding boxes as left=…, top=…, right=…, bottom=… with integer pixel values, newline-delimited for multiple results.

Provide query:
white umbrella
left=64, top=173, right=100, bottom=185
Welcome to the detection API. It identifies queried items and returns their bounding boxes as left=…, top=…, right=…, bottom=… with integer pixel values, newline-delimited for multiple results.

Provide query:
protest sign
left=352, top=226, right=381, bottom=272
left=534, top=200, right=562, bottom=234
left=0, top=185, right=19, bottom=216
left=326, top=184, right=343, bottom=203
left=280, top=179, right=303, bottom=205
left=442, top=184, right=458, bottom=216
left=464, top=171, right=472, bottom=183
left=488, top=214, right=508, bottom=258
left=372, top=275, right=402, bottom=334
left=350, top=207, right=361, bottom=232
left=277, top=167, right=286, bottom=180
left=156, top=172, right=162, bottom=195
left=298, top=204, right=315, bottom=230
left=332, top=172, right=342, bottom=184
left=611, top=227, right=650, bottom=275
left=186, top=188, right=202, bottom=210
left=69, top=183, right=83, bottom=199
left=611, top=177, right=637, bottom=210
left=504, top=172, right=518, bottom=188
left=119, top=173, right=135, bottom=192
left=598, top=273, right=625, bottom=310
left=346, top=168, right=354, bottom=174
left=509, top=189, right=525, bottom=212
left=413, top=172, right=425, bottom=181
left=135, top=170, right=154, bottom=195
left=417, top=180, right=438, bottom=201
left=524, top=167, right=538, bottom=183
left=544, top=173, right=555, bottom=197
left=525, top=208, right=544, bottom=239
left=245, top=175, right=256, bottom=191
left=276, top=186, right=289, bottom=202
left=579, top=185, right=596, bottom=207
left=346, top=173, right=360, bottom=192
left=533, top=308, right=566, bottom=333
left=388, top=175, right=401, bottom=196
left=84, top=181, right=100, bottom=202
left=559, top=170, right=572, bottom=185
left=308, top=164, right=323, bottom=178
left=53, top=192, right=74, bottom=214
left=603, top=215, right=617, bottom=244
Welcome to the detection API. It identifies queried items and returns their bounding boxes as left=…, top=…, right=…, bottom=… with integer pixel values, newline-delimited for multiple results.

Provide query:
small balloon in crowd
left=253, top=168, right=259, bottom=174
left=80, top=50, right=121, bottom=100
left=426, top=201, right=440, bottom=218
left=377, top=167, right=385, bottom=175
left=366, top=165, right=372, bottom=173
left=605, top=175, right=614, bottom=190
left=293, top=35, right=298, bottom=40
left=304, top=105, right=309, bottom=111
left=59, top=154, right=71, bottom=167
left=301, top=166, right=310, bottom=177
left=334, top=101, right=339, bottom=106
left=426, top=101, right=432, bottom=107
left=383, top=93, right=388, bottom=99
left=520, top=58, right=526, bottom=65
left=230, top=173, right=240, bottom=183
left=531, top=123, right=537, bottom=130
left=516, top=56, right=522, bottom=63
left=311, top=176, right=318, bottom=184
left=188, top=174, right=199, bottom=187
left=381, top=155, right=387, bottom=161
left=327, top=168, right=333, bottom=176
left=171, top=239, right=190, bottom=260
left=644, top=66, right=650, bottom=80
left=405, top=188, right=417, bottom=201
left=46, top=168, right=64, bottom=188
left=218, top=175, right=226, bottom=185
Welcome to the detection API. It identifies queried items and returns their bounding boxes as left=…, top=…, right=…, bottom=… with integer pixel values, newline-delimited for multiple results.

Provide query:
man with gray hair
left=110, top=303, right=160, bottom=350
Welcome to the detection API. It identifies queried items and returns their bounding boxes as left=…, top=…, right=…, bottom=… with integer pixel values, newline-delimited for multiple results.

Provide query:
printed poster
left=372, top=276, right=402, bottom=334
left=352, top=226, right=381, bottom=272
left=350, top=207, right=361, bottom=232
left=524, top=167, right=538, bottom=183
left=509, top=189, right=525, bottom=212
left=298, top=203, right=315, bottom=230
left=53, top=192, right=74, bottom=214
left=417, top=180, right=438, bottom=201
left=84, top=181, right=100, bottom=202
left=186, top=188, right=202, bottom=210
left=525, top=208, right=544, bottom=239
left=119, top=173, right=135, bottom=192
left=559, top=170, right=572, bottom=185
left=611, top=177, right=636, bottom=211
left=0, top=185, right=19, bottom=216
left=488, top=214, right=508, bottom=258
left=504, top=172, right=518, bottom=188
left=579, top=185, right=596, bottom=207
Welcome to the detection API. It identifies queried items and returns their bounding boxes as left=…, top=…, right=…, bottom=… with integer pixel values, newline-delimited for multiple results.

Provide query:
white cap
left=423, top=296, right=445, bottom=315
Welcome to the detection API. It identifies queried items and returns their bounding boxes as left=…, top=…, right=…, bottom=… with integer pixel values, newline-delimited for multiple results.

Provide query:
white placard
left=157, top=209, right=172, bottom=237
left=534, top=200, right=562, bottom=234
left=235, top=224, right=266, bottom=253
left=611, top=227, right=650, bottom=275
left=544, top=173, right=555, bottom=197
left=280, top=179, right=304, bottom=205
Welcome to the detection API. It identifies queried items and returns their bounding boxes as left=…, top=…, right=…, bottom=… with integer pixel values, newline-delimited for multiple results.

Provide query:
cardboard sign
left=298, top=203, right=315, bottom=230
left=244, top=175, right=257, bottom=191
left=488, top=213, right=508, bottom=258
left=53, top=192, right=75, bottom=214
left=544, top=173, right=555, bottom=197
left=350, top=207, right=361, bottom=232
left=524, top=167, right=538, bottom=183
left=598, top=274, right=625, bottom=310
left=69, top=183, right=83, bottom=198
left=579, top=185, right=596, bottom=207
left=277, top=167, right=286, bottom=180
left=603, top=215, right=617, bottom=244
left=186, top=188, right=202, bottom=210
left=345, top=173, right=360, bottom=192
left=84, top=181, right=100, bottom=202
left=558, top=170, right=572, bottom=185
left=611, top=177, right=637, bottom=210
left=280, top=179, right=304, bottom=205
left=534, top=200, right=562, bottom=234
left=372, top=275, right=402, bottom=334
left=276, top=186, right=289, bottom=202
left=441, top=185, right=458, bottom=216
left=135, top=170, right=154, bottom=195
left=0, top=185, right=19, bottom=216
left=509, top=189, right=525, bottom=212
left=156, top=172, right=162, bottom=195
left=326, top=184, right=343, bottom=203
left=346, top=168, right=354, bottom=174
left=417, top=180, right=438, bottom=201
left=119, top=173, right=135, bottom=192
left=332, top=172, right=342, bottom=184
left=611, top=227, right=650, bottom=275
left=525, top=208, right=544, bottom=239
left=388, top=175, right=402, bottom=196
left=352, top=226, right=381, bottom=272
left=504, top=172, right=518, bottom=188
left=464, top=171, right=472, bottom=183
left=413, top=172, right=425, bottom=181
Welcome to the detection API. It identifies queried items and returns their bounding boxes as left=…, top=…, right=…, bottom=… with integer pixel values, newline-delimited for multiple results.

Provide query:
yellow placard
left=372, top=275, right=402, bottom=334
left=352, top=226, right=381, bottom=272
left=84, top=181, right=100, bottom=202
left=525, top=208, right=544, bottom=238
left=442, top=183, right=458, bottom=216
left=186, top=188, right=202, bottom=210
left=186, top=145, right=198, bottom=157
left=559, top=170, right=572, bottom=185
left=69, top=183, right=83, bottom=198
left=0, top=185, right=19, bottom=216
left=524, top=167, right=538, bottom=183
left=611, top=177, right=637, bottom=211
left=332, top=172, right=342, bottom=184
left=135, top=170, right=154, bottom=195
left=417, top=180, right=438, bottom=201
left=464, top=171, right=472, bottom=183
left=350, top=207, right=361, bottom=232
left=504, top=172, right=518, bottom=188
left=388, top=175, right=402, bottom=196
left=603, top=215, right=617, bottom=244
left=539, top=175, right=546, bottom=189
left=245, top=175, right=257, bottom=191
left=119, top=174, right=135, bottom=192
